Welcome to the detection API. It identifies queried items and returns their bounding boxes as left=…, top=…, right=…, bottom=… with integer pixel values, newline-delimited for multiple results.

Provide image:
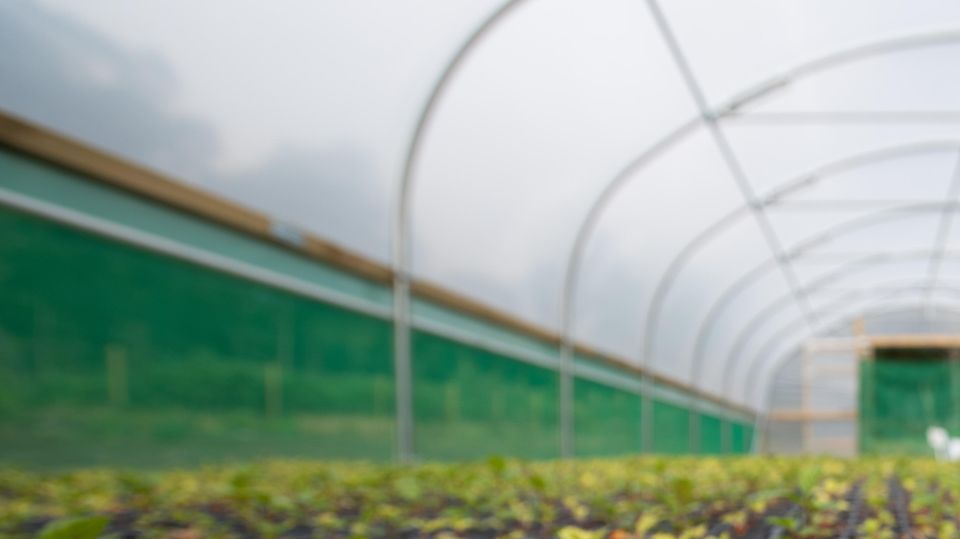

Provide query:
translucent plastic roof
left=9, top=0, right=960, bottom=409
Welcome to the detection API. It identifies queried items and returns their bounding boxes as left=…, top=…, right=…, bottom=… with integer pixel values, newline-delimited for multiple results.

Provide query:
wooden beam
left=769, top=409, right=857, bottom=422
left=869, top=334, right=960, bottom=350
left=0, top=112, right=393, bottom=285
left=0, top=108, right=754, bottom=419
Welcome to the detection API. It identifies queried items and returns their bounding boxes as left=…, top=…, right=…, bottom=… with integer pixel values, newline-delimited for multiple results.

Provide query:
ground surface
left=1, top=456, right=958, bottom=538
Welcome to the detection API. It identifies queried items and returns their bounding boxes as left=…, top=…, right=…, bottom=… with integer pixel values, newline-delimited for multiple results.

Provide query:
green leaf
left=528, top=472, right=546, bottom=492
left=39, top=516, right=109, bottom=539
left=487, top=455, right=507, bottom=475
left=797, top=466, right=820, bottom=491
left=394, top=476, right=421, bottom=501
left=766, top=516, right=799, bottom=531
left=671, top=477, right=694, bottom=505
left=557, top=526, right=604, bottom=539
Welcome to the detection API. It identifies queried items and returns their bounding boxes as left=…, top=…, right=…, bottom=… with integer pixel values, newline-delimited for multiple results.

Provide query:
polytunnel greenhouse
left=8, top=1, right=960, bottom=537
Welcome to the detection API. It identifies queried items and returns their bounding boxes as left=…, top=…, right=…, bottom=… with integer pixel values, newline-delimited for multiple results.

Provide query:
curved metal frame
left=392, top=0, right=529, bottom=462
left=720, top=202, right=960, bottom=388
left=713, top=255, right=960, bottom=446
left=754, top=295, right=960, bottom=418
left=674, top=141, right=960, bottom=449
left=696, top=203, right=960, bottom=400
left=747, top=287, right=960, bottom=452
left=646, top=1, right=816, bottom=372
left=716, top=195, right=960, bottom=407
left=753, top=302, right=960, bottom=452
left=722, top=253, right=939, bottom=396
left=662, top=202, right=960, bottom=448
left=395, top=0, right=960, bottom=459
left=761, top=300, right=960, bottom=411
left=719, top=205, right=960, bottom=398
left=639, top=30, right=960, bottom=375
left=557, top=118, right=700, bottom=455
left=688, top=141, right=960, bottom=389
left=923, top=151, right=960, bottom=307
left=722, top=251, right=956, bottom=398
left=743, top=278, right=960, bottom=407
left=648, top=142, right=960, bottom=384
left=729, top=110, right=960, bottom=125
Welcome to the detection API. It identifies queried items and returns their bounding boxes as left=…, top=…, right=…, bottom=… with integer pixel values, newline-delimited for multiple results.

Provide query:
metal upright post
left=689, top=399, right=700, bottom=454
left=391, top=0, right=529, bottom=463
left=722, top=416, right=731, bottom=454
left=392, top=271, right=414, bottom=462
left=801, top=344, right=811, bottom=454
left=559, top=342, right=574, bottom=458
left=750, top=409, right=765, bottom=455
left=642, top=382, right=653, bottom=453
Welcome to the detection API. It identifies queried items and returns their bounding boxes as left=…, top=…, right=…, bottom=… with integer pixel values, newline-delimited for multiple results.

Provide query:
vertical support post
left=721, top=417, right=731, bottom=454
left=393, top=273, right=414, bottom=462
left=750, top=412, right=764, bottom=454
left=852, top=316, right=866, bottom=342
left=558, top=344, right=574, bottom=458
left=390, top=0, right=529, bottom=465
left=755, top=350, right=798, bottom=455
left=949, top=349, right=960, bottom=434
left=853, top=317, right=867, bottom=455
left=641, top=380, right=653, bottom=453
left=390, top=0, right=531, bottom=465
left=802, top=344, right=811, bottom=454
left=688, top=397, right=700, bottom=454
left=859, top=340, right=876, bottom=455
left=105, top=344, right=127, bottom=408
left=753, top=367, right=782, bottom=455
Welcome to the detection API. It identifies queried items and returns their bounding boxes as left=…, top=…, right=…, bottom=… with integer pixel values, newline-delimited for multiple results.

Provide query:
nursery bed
left=2, top=456, right=958, bottom=538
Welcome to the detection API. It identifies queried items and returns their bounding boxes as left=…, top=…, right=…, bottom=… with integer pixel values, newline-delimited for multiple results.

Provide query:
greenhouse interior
left=7, top=1, right=960, bottom=537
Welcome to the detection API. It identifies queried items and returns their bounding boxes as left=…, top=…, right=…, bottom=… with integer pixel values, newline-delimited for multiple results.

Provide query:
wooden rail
left=869, top=334, right=960, bottom=350
left=768, top=409, right=857, bottom=422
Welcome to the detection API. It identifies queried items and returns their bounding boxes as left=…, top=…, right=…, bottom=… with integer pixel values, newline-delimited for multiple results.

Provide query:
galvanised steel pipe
left=712, top=203, right=960, bottom=400
left=923, top=151, right=960, bottom=308
left=392, top=0, right=530, bottom=462
left=399, top=0, right=960, bottom=460
left=688, top=142, right=960, bottom=395
left=752, top=301, right=960, bottom=452
left=744, top=282, right=960, bottom=408
left=509, top=27, right=960, bottom=454
left=721, top=249, right=960, bottom=401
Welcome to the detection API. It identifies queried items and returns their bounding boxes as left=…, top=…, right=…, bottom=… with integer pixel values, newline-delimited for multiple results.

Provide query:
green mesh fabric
left=698, top=413, right=723, bottom=454
left=0, top=147, right=751, bottom=466
left=410, top=331, right=560, bottom=460
left=859, top=350, right=960, bottom=455
left=0, top=199, right=752, bottom=466
left=573, top=377, right=642, bottom=457
left=652, top=399, right=690, bottom=453
left=730, top=422, right=748, bottom=454
left=0, top=205, right=395, bottom=468
left=742, top=424, right=755, bottom=453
